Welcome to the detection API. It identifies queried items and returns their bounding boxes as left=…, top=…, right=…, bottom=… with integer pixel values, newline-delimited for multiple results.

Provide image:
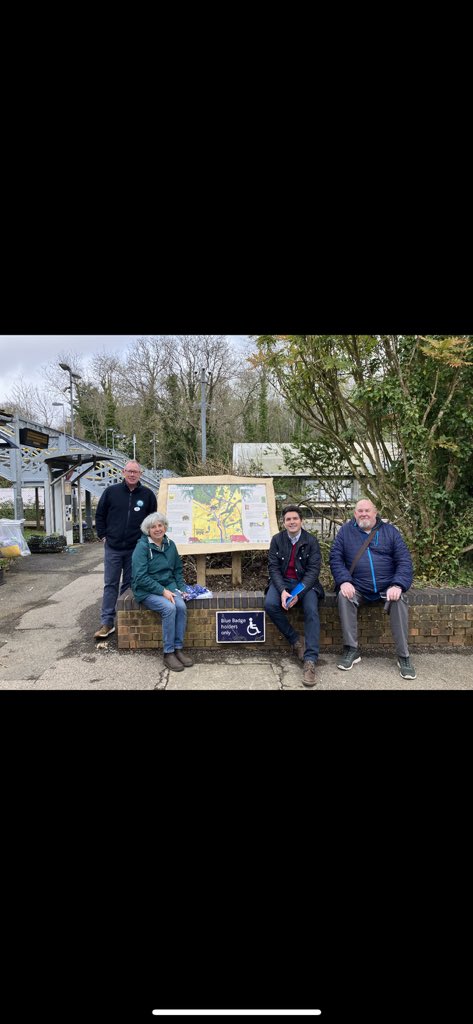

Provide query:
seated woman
left=131, top=511, right=193, bottom=672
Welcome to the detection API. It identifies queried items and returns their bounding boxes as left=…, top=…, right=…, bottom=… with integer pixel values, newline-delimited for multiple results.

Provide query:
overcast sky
left=0, top=335, right=250, bottom=404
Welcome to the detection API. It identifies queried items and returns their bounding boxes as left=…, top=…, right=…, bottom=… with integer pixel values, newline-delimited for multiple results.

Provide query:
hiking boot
left=398, top=656, right=417, bottom=680
left=337, top=646, right=361, bottom=670
left=302, top=660, right=317, bottom=687
left=163, top=652, right=185, bottom=672
left=175, top=649, right=194, bottom=667
left=292, top=636, right=306, bottom=661
left=94, top=624, right=115, bottom=639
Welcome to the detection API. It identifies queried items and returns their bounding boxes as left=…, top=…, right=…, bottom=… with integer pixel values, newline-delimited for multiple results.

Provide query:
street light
left=195, top=367, right=212, bottom=464
left=149, top=432, right=158, bottom=472
left=111, top=430, right=126, bottom=452
left=52, top=402, right=66, bottom=437
left=58, top=363, right=82, bottom=529
left=58, top=362, right=82, bottom=439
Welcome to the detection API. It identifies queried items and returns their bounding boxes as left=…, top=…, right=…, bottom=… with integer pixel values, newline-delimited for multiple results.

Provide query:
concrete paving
left=1, top=544, right=472, bottom=690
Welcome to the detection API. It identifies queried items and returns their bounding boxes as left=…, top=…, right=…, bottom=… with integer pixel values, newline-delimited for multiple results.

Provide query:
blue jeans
left=141, top=593, right=188, bottom=654
left=101, top=544, right=134, bottom=626
left=265, top=579, right=320, bottom=662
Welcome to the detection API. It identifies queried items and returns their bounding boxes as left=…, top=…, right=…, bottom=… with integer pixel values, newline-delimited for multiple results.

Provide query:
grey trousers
left=338, top=589, right=410, bottom=657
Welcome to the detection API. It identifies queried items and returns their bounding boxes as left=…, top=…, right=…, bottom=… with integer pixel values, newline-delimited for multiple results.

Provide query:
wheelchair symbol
left=247, top=616, right=262, bottom=636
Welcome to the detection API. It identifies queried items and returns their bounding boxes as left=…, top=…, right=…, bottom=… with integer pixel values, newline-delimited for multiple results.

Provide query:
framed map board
left=157, top=476, right=278, bottom=555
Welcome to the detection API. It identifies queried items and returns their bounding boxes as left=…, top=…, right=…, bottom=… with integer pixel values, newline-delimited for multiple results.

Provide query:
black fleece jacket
left=95, top=481, right=157, bottom=551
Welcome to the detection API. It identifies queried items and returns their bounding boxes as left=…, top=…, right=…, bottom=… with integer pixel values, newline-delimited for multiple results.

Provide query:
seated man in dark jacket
left=265, top=505, right=324, bottom=688
left=329, top=498, right=416, bottom=679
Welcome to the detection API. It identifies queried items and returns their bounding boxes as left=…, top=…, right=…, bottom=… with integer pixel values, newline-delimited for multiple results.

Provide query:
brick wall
left=117, top=589, right=473, bottom=651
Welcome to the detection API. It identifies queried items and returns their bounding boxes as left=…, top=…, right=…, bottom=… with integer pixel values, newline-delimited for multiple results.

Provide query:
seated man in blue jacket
left=329, top=498, right=416, bottom=679
left=265, top=505, right=324, bottom=688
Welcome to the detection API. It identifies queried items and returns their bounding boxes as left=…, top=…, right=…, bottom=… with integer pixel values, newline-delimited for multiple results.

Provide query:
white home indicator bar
left=152, top=1012, right=322, bottom=1017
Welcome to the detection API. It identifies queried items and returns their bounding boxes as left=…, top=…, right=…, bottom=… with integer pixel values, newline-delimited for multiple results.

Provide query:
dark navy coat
left=95, top=481, right=157, bottom=551
left=268, top=527, right=325, bottom=599
left=329, top=517, right=413, bottom=596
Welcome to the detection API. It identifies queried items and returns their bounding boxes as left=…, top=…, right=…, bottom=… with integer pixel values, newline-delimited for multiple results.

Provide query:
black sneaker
left=337, top=646, right=361, bottom=670
left=397, top=656, right=417, bottom=680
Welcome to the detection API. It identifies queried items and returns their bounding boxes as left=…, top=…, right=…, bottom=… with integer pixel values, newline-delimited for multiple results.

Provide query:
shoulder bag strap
left=349, top=525, right=379, bottom=575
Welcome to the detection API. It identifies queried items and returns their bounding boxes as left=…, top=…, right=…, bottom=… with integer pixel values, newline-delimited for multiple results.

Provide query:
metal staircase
left=0, top=416, right=174, bottom=498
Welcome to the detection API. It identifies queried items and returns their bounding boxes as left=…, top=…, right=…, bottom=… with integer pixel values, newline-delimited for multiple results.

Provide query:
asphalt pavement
left=1, top=543, right=472, bottom=689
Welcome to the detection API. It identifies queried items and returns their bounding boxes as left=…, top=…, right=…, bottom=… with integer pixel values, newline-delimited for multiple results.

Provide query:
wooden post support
left=231, top=551, right=242, bottom=586
left=195, top=553, right=242, bottom=587
left=196, top=554, right=207, bottom=587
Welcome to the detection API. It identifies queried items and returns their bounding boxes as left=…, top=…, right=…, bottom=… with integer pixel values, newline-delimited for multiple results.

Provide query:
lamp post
left=196, top=367, right=212, bottom=465
left=111, top=430, right=125, bottom=452
left=149, top=433, right=158, bottom=472
left=58, top=363, right=81, bottom=528
left=58, top=362, right=82, bottom=439
left=52, top=402, right=66, bottom=437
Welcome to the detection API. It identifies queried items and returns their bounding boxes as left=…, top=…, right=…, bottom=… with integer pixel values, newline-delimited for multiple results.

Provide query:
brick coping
left=117, top=587, right=473, bottom=611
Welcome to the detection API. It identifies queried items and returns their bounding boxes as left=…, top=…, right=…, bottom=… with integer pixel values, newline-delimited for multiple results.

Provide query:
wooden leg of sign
left=196, top=554, right=206, bottom=587
left=232, top=552, right=242, bottom=586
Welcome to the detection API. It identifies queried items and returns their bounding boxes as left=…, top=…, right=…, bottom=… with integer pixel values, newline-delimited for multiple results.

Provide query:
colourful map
left=166, top=483, right=271, bottom=545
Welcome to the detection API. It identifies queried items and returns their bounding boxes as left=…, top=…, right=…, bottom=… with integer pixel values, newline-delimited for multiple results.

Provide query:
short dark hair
left=282, top=505, right=303, bottom=518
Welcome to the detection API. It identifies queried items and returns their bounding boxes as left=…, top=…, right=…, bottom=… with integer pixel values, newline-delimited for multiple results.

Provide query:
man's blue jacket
left=329, top=517, right=413, bottom=597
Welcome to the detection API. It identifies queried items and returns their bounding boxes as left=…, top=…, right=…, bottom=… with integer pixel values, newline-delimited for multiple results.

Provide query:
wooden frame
left=157, top=476, right=278, bottom=586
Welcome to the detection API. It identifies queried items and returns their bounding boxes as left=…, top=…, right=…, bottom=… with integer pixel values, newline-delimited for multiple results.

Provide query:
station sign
left=19, top=427, right=49, bottom=449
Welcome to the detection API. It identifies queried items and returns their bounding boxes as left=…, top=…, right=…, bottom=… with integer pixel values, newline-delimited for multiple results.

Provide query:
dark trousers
left=265, top=578, right=320, bottom=662
left=101, top=543, right=133, bottom=626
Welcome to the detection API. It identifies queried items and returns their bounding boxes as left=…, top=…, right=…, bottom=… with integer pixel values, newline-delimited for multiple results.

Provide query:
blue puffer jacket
left=329, top=517, right=413, bottom=596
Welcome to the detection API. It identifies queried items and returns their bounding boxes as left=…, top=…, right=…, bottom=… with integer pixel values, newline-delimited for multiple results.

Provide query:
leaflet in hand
left=285, top=582, right=305, bottom=608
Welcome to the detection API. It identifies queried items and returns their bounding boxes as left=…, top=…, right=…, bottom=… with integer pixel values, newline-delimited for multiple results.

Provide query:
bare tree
left=3, top=380, right=60, bottom=427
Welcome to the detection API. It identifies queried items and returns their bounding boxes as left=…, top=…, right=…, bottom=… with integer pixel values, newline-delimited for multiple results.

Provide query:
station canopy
left=43, top=450, right=113, bottom=471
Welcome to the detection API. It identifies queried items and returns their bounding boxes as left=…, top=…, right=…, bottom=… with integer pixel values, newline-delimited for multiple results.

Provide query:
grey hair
left=141, top=511, right=169, bottom=535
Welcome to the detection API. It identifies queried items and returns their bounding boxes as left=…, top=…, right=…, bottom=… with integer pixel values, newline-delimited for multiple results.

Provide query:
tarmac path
left=1, top=545, right=472, bottom=689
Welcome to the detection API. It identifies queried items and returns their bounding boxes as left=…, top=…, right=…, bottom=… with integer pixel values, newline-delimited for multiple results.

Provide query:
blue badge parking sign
left=216, top=611, right=265, bottom=643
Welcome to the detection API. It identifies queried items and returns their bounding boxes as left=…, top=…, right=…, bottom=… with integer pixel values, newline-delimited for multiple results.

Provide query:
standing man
left=94, top=460, right=157, bottom=639
left=329, top=498, right=416, bottom=679
left=264, top=505, right=324, bottom=687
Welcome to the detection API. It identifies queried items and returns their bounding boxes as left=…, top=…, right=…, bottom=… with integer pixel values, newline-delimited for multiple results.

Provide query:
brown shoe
left=302, top=660, right=317, bottom=687
left=175, top=649, right=194, bottom=667
left=163, top=652, right=185, bottom=672
left=94, top=624, right=115, bottom=639
left=292, top=636, right=305, bottom=661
